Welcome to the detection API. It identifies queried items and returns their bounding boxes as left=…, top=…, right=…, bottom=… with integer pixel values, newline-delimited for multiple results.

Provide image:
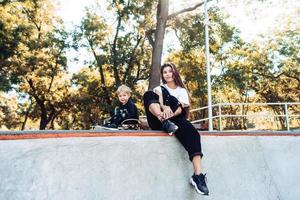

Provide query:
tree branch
left=87, top=39, right=112, bottom=105
left=123, top=34, right=142, bottom=83
left=111, top=11, right=122, bottom=86
left=167, top=0, right=212, bottom=20
left=47, top=47, right=64, bottom=93
left=26, top=78, right=44, bottom=108
left=283, top=73, right=300, bottom=83
left=145, top=29, right=155, bottom=47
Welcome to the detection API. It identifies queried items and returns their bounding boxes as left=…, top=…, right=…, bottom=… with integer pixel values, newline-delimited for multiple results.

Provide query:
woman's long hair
left=161, top=63, right=191, bottom=119
left=161, top=63, right=186, bottom=89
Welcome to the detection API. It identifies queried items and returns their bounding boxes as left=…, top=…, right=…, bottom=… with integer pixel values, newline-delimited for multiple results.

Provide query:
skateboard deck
left=91, top=119, right=141, bottom=130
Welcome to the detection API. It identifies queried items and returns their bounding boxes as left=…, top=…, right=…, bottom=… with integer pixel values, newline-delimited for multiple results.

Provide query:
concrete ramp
left=0, top=131, right=300, bottom=200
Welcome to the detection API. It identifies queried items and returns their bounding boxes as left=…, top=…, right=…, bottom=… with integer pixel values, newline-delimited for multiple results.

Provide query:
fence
left=190, top=102, right=300, bottom=131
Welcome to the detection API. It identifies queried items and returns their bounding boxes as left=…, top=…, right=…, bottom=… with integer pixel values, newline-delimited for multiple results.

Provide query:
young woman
left=143, top=63, right=209, bottom=195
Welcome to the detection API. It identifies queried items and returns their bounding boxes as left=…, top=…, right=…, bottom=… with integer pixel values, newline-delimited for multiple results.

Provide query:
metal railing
left=190, top=102, right=300, bottom=131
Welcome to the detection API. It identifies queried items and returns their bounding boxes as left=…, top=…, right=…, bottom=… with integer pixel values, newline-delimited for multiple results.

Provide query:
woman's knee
left=143, top=91, right=158, bottom=101
left=149, top=103, right=162, bottom=114
left=143, top=91, right=160, bottom=110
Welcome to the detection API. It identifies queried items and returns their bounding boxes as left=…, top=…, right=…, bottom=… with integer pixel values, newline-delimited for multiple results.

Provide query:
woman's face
left=162, top=66, right=174, bottom=83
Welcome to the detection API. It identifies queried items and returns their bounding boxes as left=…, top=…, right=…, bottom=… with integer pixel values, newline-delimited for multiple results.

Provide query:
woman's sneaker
left=190, top=173, right=209, bottom=195
left=162, top=120, right=178, bottom=135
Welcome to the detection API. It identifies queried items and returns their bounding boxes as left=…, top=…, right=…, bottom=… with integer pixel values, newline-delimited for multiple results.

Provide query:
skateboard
left=91, top=119, right=141, bottom=130
left=120, top=119, right=140, bottom=130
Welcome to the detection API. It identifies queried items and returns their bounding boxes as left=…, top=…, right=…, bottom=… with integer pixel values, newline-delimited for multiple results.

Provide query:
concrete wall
left=0, top=134, right=299, bottom=200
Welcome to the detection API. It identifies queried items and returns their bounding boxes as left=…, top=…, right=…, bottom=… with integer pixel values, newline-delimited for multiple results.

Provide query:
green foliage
left=0, top=93, right=22, bottom=129
left=71, top=0, right=154, bottom=118
left=166, top=7, right=239, bottom=122
left=171, top=7, right=238, bottom=53
left=1, top=1, right=299, bottom=130
left=0, top=0, right=73, bottom=130
left=217, top=10, right=300, bottom=129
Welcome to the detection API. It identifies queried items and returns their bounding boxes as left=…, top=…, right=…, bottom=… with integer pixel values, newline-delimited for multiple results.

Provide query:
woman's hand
left=162, top=105, right=174, bottom=119
left=173, top=106, right=182, bottom=117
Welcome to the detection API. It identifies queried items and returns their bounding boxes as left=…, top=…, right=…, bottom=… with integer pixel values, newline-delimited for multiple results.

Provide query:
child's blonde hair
left=116, top=85, right=132, bottom=95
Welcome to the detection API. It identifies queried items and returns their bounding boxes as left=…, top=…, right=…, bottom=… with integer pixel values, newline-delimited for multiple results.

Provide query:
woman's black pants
left=143, top=91, right=203, bottom=161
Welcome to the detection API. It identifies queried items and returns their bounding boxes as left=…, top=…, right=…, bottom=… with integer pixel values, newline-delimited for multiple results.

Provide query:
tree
left=74, top=1, right=153, bottom=88
left=165, top=7, right=239, bottom=127
left=220, top=20, right=300, bottom=129
left=147, top=0, right=212, bottom=90
left=0, top=92, right=22, bottom=129
left=0, top=1, right=27, bottom=91
left=69, top=68, right=114, bottom=129
left=72, top=0, right=154, bottom=116
left=0, top=0, right=72, bottom=130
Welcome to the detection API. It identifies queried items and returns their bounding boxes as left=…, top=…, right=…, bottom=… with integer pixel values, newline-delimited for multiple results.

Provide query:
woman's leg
left=171, top=117, right=203, bottom=161
left=192, top=155, right=202, bottom=175
left=171, top=117, right=209, bottom=195
left=148, top=103, right=163, bottom=121
left=143, top=91, right=163, bottom=130
left=143, top=91, right=178, bottom=133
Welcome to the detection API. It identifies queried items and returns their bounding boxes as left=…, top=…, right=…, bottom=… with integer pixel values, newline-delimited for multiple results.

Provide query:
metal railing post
left=285, top=103, right=290, bottom=131
left=204, top=0, right=213, bottom=131
left=218, top=103, right=222, bottom=131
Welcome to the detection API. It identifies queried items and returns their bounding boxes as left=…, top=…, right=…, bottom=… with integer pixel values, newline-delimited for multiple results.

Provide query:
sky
left=54, top=0, right=300, bottom=73
left=217, top=0, right=299, bottom=40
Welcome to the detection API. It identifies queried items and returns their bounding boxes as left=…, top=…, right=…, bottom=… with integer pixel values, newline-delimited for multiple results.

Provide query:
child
left=103, top=85, right=139, bottom=129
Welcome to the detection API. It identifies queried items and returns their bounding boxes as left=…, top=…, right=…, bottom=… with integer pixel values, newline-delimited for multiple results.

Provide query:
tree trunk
left=39, top=110, right=48, bottom=130
left=268, top=105, right=285, bottom=130
left=50, top=111, right=61, bottom=130
left=21, top=98, right=33, bottom=130
left=111, top=12, right=122, bottom=87
left=91, top=47, right=111, bottom=106
left=241, top=104, right=248, bottom=130
left=148, top=0, right=169, bottom=90
left=39, top=104, right=56, bottom=130
left=147, top=0, right=208, bottom=90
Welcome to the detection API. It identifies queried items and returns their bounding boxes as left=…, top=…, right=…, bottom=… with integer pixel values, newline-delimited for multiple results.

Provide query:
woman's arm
left=178, top=88, right=190, bottom=107
left=173, top=106, right=182, bottom=117
left=179, top=88, right=190, bottom=119
left=154, top=87, right=174, bottom=119
left=153, top=87, right=164, bottom=109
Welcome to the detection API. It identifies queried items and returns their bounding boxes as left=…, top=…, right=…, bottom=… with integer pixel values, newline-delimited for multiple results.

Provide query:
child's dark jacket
left=110, top=99, right=139, bottom=125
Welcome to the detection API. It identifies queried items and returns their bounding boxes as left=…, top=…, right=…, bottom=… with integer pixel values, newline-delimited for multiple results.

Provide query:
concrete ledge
left=0, top=130, right=300, bottom=140
left=0, top=130, right=166, bottom=140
